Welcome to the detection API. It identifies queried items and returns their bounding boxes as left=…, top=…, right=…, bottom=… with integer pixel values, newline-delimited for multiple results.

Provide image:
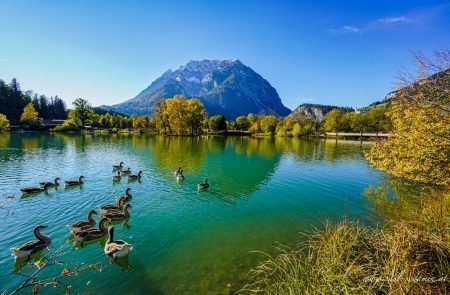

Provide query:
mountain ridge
left=101, top=59, right=291, bottom=119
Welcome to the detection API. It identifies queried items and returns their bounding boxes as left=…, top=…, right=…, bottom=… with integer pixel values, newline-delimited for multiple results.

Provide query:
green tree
left=323, top=109, right=342, bottom=135
left=71, top=98, right=94, bottom=127
left=0, top=113, right=9, bottom=131
left=260, top=115, right=278, bottom=134
left=236, top=116, right=251, bottom=130
left=292, top=123, right=301, bottom=137
left=366, top=107, right=390, bottom=135
left=209, top=114, right=227, bottom=132
left=185, top=98, right=206, bottom=135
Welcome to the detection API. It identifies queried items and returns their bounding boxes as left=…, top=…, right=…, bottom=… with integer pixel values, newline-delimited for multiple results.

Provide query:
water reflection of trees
left=364, top=178, right=449, bottom=237
left=148, top=136, right=208, bottom=173
left=0, top=133, right=10, bottom=148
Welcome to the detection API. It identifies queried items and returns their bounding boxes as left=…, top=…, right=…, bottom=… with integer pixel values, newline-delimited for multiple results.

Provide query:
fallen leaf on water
left=61, top=267, right=70, bottom=276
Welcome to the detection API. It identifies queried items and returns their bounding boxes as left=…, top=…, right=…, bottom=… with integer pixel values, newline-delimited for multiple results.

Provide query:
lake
left=0, top=133, right=385, bottom=294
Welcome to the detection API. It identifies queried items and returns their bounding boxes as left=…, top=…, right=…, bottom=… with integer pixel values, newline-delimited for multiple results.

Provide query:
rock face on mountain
left=291, top=104, right=354, bottom=122
left=102, top=59, right=291, bottom=119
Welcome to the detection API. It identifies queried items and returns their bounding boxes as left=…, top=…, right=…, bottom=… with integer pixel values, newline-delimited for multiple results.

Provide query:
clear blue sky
left=0, top=0, right=448, bottom=109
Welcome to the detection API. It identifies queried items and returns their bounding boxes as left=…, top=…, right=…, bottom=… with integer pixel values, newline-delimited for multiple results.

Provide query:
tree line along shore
left=0, top=79, right=390, bottom=138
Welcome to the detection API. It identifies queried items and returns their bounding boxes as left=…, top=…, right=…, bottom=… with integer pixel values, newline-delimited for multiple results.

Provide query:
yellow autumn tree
left=0, top=113, right=9, bottom=131
left=20, top=103, right=41, bottom=126
left=366, top=50, right=450, bottom=187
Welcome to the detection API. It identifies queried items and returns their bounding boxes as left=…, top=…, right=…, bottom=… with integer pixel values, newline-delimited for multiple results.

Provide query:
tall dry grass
left=241, top=220, right=449, bottom=294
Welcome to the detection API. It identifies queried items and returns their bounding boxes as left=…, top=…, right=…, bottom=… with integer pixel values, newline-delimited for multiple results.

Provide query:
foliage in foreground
left=241, top=221, right=449, bottom=294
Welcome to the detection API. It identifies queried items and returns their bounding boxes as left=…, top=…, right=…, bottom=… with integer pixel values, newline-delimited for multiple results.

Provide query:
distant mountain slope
left=102, top=59, right=291, bottom=119
left=291, top=103, right=354, bottom=122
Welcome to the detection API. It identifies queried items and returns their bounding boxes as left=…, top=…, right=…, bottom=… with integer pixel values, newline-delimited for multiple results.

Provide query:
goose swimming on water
left=74, top=218, right=108, bottom=243
left=65, top=176, right=84, bottom=186
left=198, top=178, right=209, bottom=191
left=103, top=204, right=132, bottom=222
left=121, top=168, right=131, bottom=175
left=11, top=225, right=52, bottom=258
left=128, top=171, right=142, bottom=181
left=40, top=177, right=61, bottom=188
left=20, top=183, right=50, bottom=194
left=104, top=226, right=132, bottom=259
left=68, top=210, right=98, bottom=233
left=100, top=196, right=126, bottom=215
left=112, top=171, right=121, bottom=181
left=113, top=162, right=124, bottom=170
left=116, top=188, right=132, bottom=203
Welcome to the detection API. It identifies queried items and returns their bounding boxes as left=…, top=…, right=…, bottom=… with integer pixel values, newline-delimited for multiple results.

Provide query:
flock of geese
left=11, top=161, right=210, bottom=263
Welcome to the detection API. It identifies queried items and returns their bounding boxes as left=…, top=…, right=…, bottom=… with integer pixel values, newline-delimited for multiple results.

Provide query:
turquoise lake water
left=0, top=133, right=385, bottom=294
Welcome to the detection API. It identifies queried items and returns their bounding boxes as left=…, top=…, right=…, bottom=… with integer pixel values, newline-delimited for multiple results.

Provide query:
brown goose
left=68, top=210, right=98, bottom=233
left=65, top=176, right=84, bottom=186
left=116, top=188, right=132, bottom=203
left=40, top=177, right=61, bottom=187
left=128, top=171, right=143, bottom=181
left=100, top=196, right=126, bottom=215
left=20, top=183, right=50, bottom=194
left=103, top=204, right=132, bottom=222
left=74, top=218, right=108, bottom=243
left=113, top=161, right=124, bottom=170
left=11, top=225, right=51, bottom=258
left=121, top=168, right=131, bottom=175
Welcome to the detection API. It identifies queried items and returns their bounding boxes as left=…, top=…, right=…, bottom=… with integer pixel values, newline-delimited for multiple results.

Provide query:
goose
left=121, top=168, right=131, bottom=175
left=176, top=170, right=185, bottom=182
left=112, top=171, right=121, bottom=181
left=113, top=161, right=124, bottom=170
left=68, top=210, right=98, bottom=233
left=116, top=188, right=132, bottom=203
left=11, top=225, right=51, bottom=258
left=100, top=196, right=126, bottom=215
left=128, top=171, right=142, bottom=180
left=198, top=178, right=209, bottom=191
left=104, top=226, right=132, bottom=259
left=103, top=204, right=132, bottom=222
left=73, top=218, right=108, bottom=243
left=20, top=183, right=50, bottom=194
left=65, top=176, right=84, bottom=186
left=39, top=177, right=61, bottom=187
left=174, top=167, right=182, bottom=176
